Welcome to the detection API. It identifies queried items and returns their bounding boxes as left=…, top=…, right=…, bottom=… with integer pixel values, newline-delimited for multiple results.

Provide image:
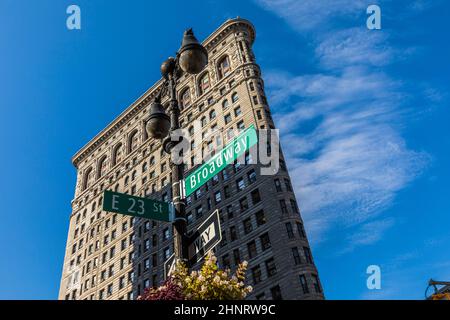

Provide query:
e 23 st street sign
left=184, top=125, right=258, bottom=197
left=103, top=190, right=173, bottom=222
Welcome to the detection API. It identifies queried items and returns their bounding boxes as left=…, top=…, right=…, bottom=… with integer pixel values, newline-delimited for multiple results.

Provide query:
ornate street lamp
left=147, top=28, right=208, bottom=264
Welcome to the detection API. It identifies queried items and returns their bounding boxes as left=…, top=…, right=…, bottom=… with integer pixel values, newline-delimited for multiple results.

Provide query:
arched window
left=128, top=130, right=139, bottom=153
left=209, top=109, right=216, bottom=120
left=112, top=143, right=123, bottom=166
left=180, top=88, right=191, bottom=109
left=218, top=56, right=231, bottom=79
left=198, top=73, right=210, bottom=96
left=189, top=126, right=194, bottom=136
left=201, top=116, right=207, bottom=127
left=82, top=167, right=93, bottom=191
left=149, top=156, right=155, bottom=166
left=222, top=99, right=229, bottom=109
left=232, top=92, right=239, bottom=103
left=97, top=155, right=108, bottom=179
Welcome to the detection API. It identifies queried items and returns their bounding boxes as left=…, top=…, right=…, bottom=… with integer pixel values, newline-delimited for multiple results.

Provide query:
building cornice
left=71, top=18, right=255, bottom=168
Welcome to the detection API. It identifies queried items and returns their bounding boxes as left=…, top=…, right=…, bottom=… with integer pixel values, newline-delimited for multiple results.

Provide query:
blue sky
left=0, top=0, right=449, bottom=299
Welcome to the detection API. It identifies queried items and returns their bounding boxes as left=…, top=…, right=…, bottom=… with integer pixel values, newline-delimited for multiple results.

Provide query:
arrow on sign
left=164, top=253, right=176, bottom=280
left=187, top=210, right=222, bottom=265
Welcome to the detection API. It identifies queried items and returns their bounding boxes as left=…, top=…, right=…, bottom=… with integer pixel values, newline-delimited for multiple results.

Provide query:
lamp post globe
left=146, top=99, right=170, bottom=139
left=178, top=28, right=208, bottom=74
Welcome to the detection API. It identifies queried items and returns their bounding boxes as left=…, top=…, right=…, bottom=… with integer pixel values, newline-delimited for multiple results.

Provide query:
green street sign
left=185, top=125, right=258, bottom=197
left=103, top=190, right=173, bottom=222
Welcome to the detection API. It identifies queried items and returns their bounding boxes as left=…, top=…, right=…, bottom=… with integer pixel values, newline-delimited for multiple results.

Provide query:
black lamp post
left=146, top=29, right=208, bottom=265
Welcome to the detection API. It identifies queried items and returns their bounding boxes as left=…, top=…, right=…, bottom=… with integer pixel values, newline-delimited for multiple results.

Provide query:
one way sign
left=187, top=210, right=222, bottom=265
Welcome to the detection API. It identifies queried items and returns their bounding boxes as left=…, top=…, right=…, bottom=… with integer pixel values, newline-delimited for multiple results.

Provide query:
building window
left=243, top=218, right=252, bottom=234
left=112, top=143, right=123, bottom=166
left=256, top=293, right=265, bottom=300
left=144, top=258, right=150, bottom=271
left=198, top=73, right=210, bottom=95
left=187, top=212, right=193, bottom=225
left=222, top=99, right=229, bottom=109
left=224, top=113, right=232, bottom=124
left=247, top=169, right=256, bottom=183
left=98, top=156, right=108, bottom=178
left=233, top=249, right=241, bottom=265
left=237, top=120, right=245, bottom=130
left=230, top=226, right=238, bottom=241
left=231, top=92, right=239, bottom=103
left=251, top=189, right=261, bottom=204
left=82, top=167, right=93, bottom=191
left=224, top=185, right=231, bottom=198
left=252, top=265, right=262, bottom=284
left=284, top=178, right=293, bottom=191
left=265, top=258, right=277, bottom=277
left=236, top=177, right=245, bottom=191
left=180, top=88, right=191, bottom=108
left=226, top=205, right=233, bottom=219
left=247, top=240, right=257, bottom=259
left=304, top=247, right=313, bottom=264
left=292, top=247, right=301, bottom=265
left=299, top=275, right=309, bottom=294
left=270, top=285, right=283, bottom=300
left=222, top=254, right=231, bottom=269
left=274, top=179, right=282, bottom=192
left=163, top=247, right=171, bottom=260
left=201, top=116, right=207, bottom=127
left=286, top=222, right=294, bottom=239
left=218, top=55, right=231, bottom=79
left=312, top=274, right=322, bottom=293
left=260, top=232, right=271, bottom=251
left=128, top=130, right=139, bottom=153
left=234, top=106, right=242, bottom=117
left=214, top=191, right=222, bottom=204
left=196, top=206, right=203, bottom=219
left=163, top=228, right=170, bottom=241
left=290, top=199, right=299, bottom=214
left=209, top=109, right=216, bottom=120
left=239, top=197, right=249, bottom=212
left=118, top=276, right=125, bottom=290
left=255, top=210, right=266, bottom=226
left=280, top=199, right=288, bottom=214
left=296, top=222, right=306, bottom=238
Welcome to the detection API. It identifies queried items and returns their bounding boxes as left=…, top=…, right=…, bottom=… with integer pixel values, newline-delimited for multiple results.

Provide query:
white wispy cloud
left=256, top=0, right=367, bottom=32
left=254, top=0, right=433, bottom=248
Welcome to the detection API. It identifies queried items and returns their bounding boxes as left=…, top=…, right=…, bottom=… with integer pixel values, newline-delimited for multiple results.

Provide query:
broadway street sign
left=103, top=190, right=173, bottom=222
left=184, top=125, right=258, bottom=197
left=187, top=210, right=221, bottom=265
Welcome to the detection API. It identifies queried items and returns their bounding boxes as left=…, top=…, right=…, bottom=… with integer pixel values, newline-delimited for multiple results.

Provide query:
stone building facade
left=59, top=18, right=324, bottom=300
